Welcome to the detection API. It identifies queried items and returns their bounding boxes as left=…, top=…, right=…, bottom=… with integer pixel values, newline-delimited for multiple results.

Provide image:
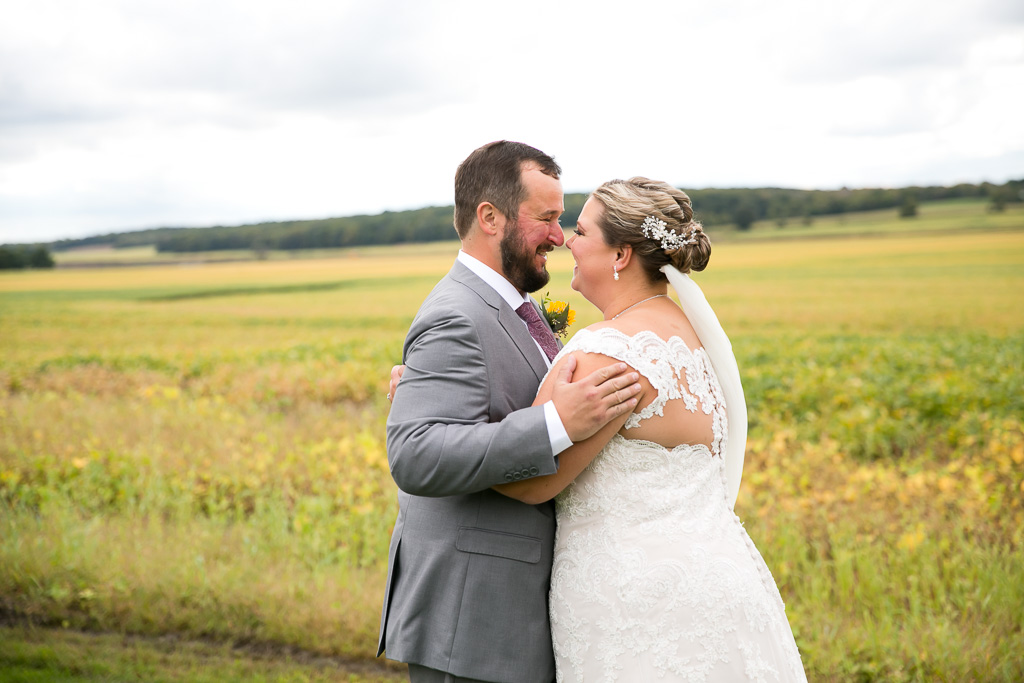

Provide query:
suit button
left=529, top=467, right=539, bottom=475
left=504, top=473, right=514, bottom=482
left=521, top=469, right=530, bottom=477
left=512, top=472, right=522, bottom=481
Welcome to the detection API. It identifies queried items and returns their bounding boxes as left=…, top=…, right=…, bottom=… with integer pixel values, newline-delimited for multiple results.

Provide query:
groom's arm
left=494, top=351, right=641, bottom=504
left=386, top=306, right=640, bottom=498
left=386, top=307, right=553, bottom=498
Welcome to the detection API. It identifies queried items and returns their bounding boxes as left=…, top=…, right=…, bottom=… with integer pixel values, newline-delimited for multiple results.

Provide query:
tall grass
left=2, top=202, right=1023, bottom=680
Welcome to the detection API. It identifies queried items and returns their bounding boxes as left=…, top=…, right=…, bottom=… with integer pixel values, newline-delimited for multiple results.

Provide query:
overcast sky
left=2, top=0, right=1022, bottom=244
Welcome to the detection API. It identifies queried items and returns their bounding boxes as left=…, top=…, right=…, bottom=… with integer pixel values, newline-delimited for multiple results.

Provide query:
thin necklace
left=611, top=294, right=668, bottom=320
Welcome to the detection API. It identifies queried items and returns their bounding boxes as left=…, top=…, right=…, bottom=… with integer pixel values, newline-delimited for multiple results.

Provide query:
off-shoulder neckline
left=568, top=326, right=705, bottom=355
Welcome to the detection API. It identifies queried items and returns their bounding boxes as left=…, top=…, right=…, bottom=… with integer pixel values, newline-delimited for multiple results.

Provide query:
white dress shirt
left=457, top=250, right=573, bottom=455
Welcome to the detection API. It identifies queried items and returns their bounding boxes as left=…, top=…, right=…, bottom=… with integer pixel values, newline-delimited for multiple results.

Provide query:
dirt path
left=1, top=610, right=406, bottom=682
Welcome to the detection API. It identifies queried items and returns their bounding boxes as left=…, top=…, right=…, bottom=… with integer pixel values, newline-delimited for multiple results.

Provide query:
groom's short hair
left=453, top=141, right=561, bottom=239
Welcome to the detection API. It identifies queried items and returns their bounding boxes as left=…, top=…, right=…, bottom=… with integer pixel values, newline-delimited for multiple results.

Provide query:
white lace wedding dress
left=548, top=328, right=806, bottom=683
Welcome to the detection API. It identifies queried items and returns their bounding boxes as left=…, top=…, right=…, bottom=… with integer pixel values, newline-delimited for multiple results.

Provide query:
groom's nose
left=548, top=221, right=565, bottom=247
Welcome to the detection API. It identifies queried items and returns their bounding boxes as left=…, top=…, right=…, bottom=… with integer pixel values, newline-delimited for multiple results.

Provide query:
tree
left=27, top=246, right=55, bottom=268
left=899, top=194, right=918, bottom=218
left=733, top=205, right=756, bottom=231
left=0, top=247, right=25, bottom=269
left=769, top=197, right=790, bottom=227
left=988, top=185, right=1016, bottom=212
left=251, top=236, right=269, bottom=260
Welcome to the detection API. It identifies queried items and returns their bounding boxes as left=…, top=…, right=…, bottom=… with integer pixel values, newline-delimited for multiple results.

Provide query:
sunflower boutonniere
left=541, top=293, right=575, bottom=338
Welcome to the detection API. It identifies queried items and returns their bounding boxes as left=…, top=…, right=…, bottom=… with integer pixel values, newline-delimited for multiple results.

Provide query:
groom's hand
left=552, top=356, right=641, bottom=443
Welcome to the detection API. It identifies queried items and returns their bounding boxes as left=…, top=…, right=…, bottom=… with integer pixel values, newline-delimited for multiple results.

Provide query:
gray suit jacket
left=379, top=260, right=560, bottom=683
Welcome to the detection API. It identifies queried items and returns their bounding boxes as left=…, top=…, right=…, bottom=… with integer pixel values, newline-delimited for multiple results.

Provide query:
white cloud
left=0, top=0, right=1021, bottom=243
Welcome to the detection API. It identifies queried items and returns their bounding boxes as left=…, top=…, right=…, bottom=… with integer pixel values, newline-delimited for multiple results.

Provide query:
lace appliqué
left=553, top=328, right=727, bottom=457
left=549, top=328, right=806, bottom=683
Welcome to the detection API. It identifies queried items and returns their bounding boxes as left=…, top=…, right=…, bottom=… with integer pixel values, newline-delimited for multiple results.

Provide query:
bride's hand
left=387, top=365, right=404, bottom=403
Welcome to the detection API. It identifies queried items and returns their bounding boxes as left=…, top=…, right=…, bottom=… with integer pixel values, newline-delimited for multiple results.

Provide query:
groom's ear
left=476, top=202, right=502, bottom=237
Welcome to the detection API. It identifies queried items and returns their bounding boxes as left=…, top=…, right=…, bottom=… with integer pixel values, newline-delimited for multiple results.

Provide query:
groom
left=379, top=141, right=640, bottom=682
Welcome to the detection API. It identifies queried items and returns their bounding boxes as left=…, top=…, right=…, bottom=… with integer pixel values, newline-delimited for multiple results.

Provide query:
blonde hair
left=590, top=177, right=711, bottom=280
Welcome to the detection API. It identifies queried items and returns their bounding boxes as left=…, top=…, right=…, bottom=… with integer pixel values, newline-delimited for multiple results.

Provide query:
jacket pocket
left=455, top=527, right=542, bottom=564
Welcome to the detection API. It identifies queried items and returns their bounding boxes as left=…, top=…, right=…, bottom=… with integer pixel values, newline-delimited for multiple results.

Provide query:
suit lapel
left=450, top=262, right=549, bottom=382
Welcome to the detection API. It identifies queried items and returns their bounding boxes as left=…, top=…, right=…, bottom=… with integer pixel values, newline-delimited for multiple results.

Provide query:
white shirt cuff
left=544, top=400, right=573, bottom=455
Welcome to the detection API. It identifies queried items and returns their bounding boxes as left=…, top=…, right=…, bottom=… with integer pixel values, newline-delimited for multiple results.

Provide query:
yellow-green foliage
left=1, top=203, right=1023, bottom=681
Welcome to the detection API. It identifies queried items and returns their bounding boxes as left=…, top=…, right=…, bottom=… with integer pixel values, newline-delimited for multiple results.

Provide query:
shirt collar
left=457, top=250, right=530, bottom=311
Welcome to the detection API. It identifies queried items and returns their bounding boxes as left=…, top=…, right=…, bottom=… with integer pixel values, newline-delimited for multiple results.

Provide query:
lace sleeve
left=554, top=327, right=721, bottom=431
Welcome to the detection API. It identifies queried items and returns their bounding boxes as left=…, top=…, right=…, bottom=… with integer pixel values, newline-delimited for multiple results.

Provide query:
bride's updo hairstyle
left=590, top=177, right=711, bottom=280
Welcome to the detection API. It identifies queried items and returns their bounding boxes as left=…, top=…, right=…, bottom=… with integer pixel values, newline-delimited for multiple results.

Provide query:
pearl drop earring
left=613, top=266, right=619, bottom=281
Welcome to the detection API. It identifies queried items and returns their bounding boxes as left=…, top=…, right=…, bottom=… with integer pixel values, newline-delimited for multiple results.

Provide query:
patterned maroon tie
left=516, top=301, right=558, bottom=362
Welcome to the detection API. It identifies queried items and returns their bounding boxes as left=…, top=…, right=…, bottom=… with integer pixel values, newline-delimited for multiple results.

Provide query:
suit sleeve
left=385, top=306, right=558, bottom=497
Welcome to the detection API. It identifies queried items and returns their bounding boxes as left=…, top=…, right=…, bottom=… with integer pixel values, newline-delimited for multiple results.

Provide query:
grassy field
left=49, top=198, right=1015, bottom=267
left=2, top=200, right=1023, bottom=681
left=0, top=625, right=404, bottom=682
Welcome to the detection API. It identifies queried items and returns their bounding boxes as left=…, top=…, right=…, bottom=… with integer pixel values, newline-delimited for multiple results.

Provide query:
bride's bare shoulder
left=577, top=320, right=617, bottom=334
left=579, top=317, right=669, bottom=338
left=579, top=313, right=699, bottom=348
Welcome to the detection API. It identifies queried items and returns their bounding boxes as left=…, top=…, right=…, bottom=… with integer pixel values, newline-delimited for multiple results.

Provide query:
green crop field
left=2, top=200, right=1023, bottom=681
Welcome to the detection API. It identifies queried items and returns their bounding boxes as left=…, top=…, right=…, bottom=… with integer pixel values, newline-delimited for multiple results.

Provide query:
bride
left=493, top=178, right=807, bottom=682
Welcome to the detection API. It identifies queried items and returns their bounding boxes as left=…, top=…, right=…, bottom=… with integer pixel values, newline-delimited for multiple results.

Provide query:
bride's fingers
left=388, top=364, right=405, bottom=400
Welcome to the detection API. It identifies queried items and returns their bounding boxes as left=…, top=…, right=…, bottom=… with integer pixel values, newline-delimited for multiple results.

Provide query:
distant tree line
left=679, top=180, right=1022, bottom=230
left=36, top=179, right=1021, bottom=255
left=151, top=207, right=457, bottom=253
left=0, top=245, right=55, bottom=270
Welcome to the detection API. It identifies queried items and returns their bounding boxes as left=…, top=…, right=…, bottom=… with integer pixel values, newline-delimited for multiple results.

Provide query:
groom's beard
left=500, top=219, right=550, bottom=293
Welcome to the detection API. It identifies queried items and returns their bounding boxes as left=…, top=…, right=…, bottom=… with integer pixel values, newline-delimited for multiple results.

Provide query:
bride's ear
left=477, top=202, right=501, bottom=236
left=614, top=244, right=633, bottom=272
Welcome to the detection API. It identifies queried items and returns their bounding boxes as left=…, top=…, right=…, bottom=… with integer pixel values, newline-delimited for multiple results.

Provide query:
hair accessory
left=641, top=215, right=699, bottom=251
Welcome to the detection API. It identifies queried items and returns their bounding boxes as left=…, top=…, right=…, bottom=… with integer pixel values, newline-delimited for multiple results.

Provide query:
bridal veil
left=661, top=265, right=746, bottom=509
